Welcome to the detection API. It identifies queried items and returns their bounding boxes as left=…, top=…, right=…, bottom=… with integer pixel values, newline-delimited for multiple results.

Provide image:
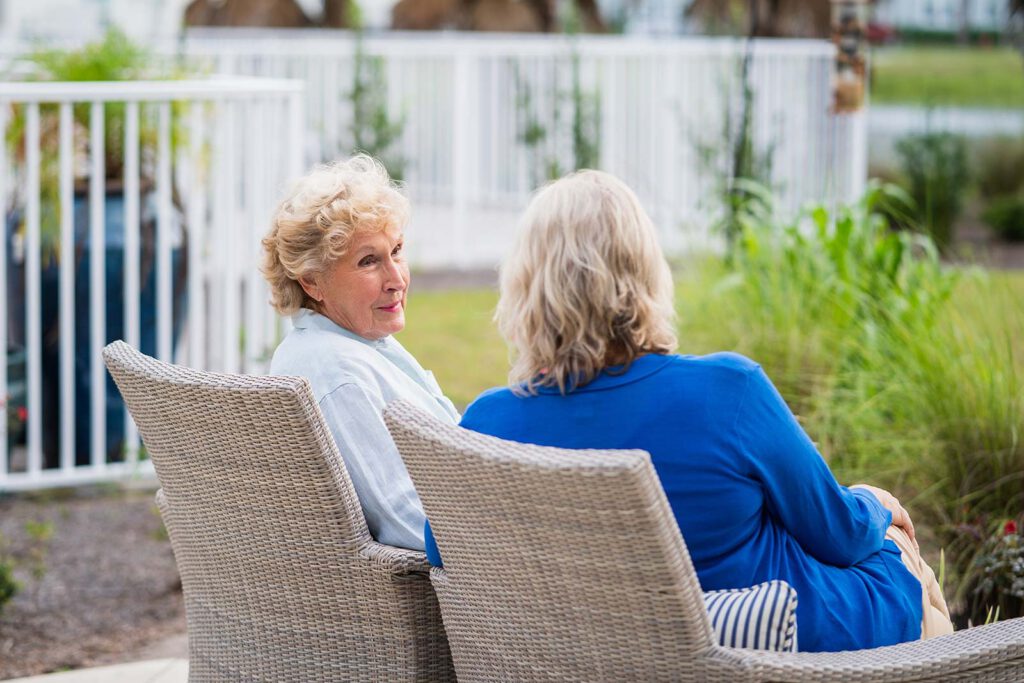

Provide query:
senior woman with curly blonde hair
left=263, top=154, right=458, bottom=550
left=425, top=169, right=953, bottom=652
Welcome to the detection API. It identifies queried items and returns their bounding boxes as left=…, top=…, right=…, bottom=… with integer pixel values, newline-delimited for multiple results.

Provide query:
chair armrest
left=708, top=618, right=1024, bottom=682
left=154, top=488, right=171, bottom=524
left=358, top=540, right=433, bottom=577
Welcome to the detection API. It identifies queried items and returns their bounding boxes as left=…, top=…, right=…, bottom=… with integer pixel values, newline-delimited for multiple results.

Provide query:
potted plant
left=4, top=28, right=188, bottom=467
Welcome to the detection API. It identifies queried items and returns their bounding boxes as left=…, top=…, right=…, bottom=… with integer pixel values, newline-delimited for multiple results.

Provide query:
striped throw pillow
left=704, top=580, right=798, bottom=652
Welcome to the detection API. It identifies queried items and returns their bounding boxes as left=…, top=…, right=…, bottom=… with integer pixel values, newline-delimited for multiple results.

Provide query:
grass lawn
left=870, top=46, right=1024, bottom=108
left=398, top=266, right=1024, bottom=414
left=397, top=288, right=505, bottom=411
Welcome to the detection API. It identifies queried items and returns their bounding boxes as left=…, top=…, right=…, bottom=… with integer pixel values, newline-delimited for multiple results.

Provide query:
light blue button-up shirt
left=270, top=308, right=460, bottom=550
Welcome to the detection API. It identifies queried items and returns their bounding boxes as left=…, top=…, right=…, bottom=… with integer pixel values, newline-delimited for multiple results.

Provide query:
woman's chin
left=381, top=315, right=406, bottom=337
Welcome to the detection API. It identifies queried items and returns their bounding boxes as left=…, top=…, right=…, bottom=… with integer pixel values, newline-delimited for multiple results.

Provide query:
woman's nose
left=383, top=258, right=406, bottom=291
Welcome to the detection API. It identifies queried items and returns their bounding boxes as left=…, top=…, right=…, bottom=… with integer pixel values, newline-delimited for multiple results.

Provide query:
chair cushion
left=704, top=580, right=798, bottom=652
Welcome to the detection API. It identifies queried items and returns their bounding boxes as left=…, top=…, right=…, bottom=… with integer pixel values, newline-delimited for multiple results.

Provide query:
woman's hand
left=850, top=484, right=917, bottom=547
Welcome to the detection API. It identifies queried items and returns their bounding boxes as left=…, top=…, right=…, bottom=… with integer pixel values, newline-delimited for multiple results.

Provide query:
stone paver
left=5, top=659, right=187, bottom=683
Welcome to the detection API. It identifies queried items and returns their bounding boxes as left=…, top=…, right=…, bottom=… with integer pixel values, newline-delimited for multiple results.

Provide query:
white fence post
left=59, top=102, right=75, bottom=474
left=123, top=100, right=141, bottom=466
left=187, top=101, right=207, bottom=371
left=25, top=103, right=42, bottom=478
left=451, top=51, right=473, bottom=270
left=0, top=104, right=7, bottom=484
left=89, top=100, right=106, bottom=469
left=156, top=101, right=173, bottom=365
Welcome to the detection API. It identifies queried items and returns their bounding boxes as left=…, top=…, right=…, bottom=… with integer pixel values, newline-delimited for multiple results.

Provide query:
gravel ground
left=0, top=487, right=185, bottom=679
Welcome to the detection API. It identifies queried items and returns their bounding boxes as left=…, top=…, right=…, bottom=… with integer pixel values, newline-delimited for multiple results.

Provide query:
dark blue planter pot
left=5, top=191, right=187, bottom=467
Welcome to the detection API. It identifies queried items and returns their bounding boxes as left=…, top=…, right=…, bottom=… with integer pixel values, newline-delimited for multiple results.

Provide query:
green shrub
left=676, top=182, right=1023, bottom=623
left=983, top=196, right=1024, bottom=242
left=895, top=132, right=970, bottom=249
left=5, top=27, right=186, bottom=260
left=0, top=561, right=17, bottom=614
left=948, top=518, right=1024, bottom=626
left=0, top=533, right=19, bottom=615
left=973, top=137, right=1024, bottom=200
left=15, top=27, right=155, bottom=181
left=512, top=49, right=601, bottom=190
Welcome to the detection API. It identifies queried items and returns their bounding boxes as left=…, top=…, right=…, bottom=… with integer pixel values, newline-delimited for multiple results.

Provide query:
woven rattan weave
left=385, top=398, right=1024, bottom=683
left=104, top=341, right=454, bottom=682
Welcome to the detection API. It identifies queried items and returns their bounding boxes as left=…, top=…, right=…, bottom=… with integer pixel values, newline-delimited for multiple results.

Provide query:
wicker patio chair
left=103, top=341, right=454, bottom=682
left=384, top=398, right=1024, bottom=683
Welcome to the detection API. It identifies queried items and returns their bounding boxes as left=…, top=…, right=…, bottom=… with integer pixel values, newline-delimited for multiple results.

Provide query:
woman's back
left=459, top=352, right=922, bottom=652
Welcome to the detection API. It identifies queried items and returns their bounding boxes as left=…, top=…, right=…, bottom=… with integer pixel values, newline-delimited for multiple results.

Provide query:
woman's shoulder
left=270, top=321, right=384, bottom=394
left=459, top=385, right=522, bottom=425
left=663, top=351, right=761, bottom=380
left=272, top=323, right=372, bottom=366
left=465, top=385, right=516, bottom=410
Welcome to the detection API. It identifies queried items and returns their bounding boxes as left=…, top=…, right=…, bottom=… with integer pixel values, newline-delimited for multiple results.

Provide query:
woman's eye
left=358, top=255, right=376, bottom=267
left=392, top=243, right=403, bottom=256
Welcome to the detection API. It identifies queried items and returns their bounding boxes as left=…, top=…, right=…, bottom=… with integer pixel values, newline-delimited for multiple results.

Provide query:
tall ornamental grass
left=676, top=181, right=1024, bottom=623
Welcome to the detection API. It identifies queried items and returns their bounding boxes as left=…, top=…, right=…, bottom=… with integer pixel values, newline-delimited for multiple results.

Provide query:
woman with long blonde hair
left=424, top=169, right=952, bottom=653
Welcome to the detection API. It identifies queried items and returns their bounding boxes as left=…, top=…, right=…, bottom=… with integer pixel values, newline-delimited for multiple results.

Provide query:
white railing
left=181, top=30, right=866, bottom=266
left=1, top=77, right=304, bottom=491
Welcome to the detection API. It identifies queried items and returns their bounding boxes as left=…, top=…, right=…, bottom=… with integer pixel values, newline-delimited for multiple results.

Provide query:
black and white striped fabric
left=704, top=579, right=798, bottom=652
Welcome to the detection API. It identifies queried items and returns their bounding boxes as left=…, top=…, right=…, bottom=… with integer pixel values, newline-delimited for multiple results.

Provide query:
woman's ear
left=298, top=275, right=321, bottom=302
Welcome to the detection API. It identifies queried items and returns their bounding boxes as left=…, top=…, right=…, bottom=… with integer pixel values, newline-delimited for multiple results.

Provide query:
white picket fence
left=0, top=77, right=304, bottom=491
left=183, top=30, right=866, bottom=265
left=1, top=31, right=865, bottom=490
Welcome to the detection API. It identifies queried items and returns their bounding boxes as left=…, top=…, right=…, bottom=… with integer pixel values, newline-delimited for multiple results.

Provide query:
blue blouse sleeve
left=424, top=519, right=443, bottom=567
left=734, top=365, right=891, bottom=567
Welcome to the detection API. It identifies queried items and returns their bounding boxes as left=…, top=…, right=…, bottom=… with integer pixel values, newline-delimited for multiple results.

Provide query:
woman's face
left=303, top=225, right=410, bottom=340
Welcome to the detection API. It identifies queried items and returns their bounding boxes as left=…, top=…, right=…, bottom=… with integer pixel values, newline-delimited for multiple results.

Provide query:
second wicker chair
left=385, top=398, right=1024, bottom=683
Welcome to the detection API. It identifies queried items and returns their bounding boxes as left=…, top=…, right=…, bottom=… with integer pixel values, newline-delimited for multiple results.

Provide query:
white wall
left=0, top=0, right=191, bottom=43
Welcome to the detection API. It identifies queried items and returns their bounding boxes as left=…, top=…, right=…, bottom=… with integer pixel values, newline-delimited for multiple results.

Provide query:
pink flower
left=1004, top=520, right=1018, bottom=536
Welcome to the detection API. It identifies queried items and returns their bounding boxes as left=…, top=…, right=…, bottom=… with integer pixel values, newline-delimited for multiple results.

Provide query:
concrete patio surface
left=5, top=659, right=187, bottom=683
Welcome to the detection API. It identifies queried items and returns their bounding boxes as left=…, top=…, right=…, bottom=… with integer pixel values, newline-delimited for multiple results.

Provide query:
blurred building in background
left=874, top=0, right=1010, bottom=35
left=0, top=0, right=700, bottom=43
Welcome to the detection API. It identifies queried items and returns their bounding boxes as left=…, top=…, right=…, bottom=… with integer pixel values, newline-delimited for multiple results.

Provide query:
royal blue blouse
left=424, top=352, right=923, bottom=652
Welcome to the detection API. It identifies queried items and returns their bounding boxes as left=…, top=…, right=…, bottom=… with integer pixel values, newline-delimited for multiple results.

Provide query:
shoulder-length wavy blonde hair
left=497, top=170, right=677, bottom=395
left=261, top=154, right=409, bottom=316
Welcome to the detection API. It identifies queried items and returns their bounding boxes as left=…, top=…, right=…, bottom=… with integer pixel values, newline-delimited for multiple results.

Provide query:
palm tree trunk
left=323, top=0, right=351, bottom=28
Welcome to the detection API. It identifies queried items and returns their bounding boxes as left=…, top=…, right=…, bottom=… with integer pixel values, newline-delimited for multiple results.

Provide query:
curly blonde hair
left=497, top=170, right=677, bottom=395
left=261, top=155, right=409, bottom=315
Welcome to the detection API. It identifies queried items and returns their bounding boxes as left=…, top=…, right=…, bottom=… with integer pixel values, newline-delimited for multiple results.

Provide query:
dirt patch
left=413, top=267, right=498, bottom=291
left=951, top=201, right=1024, bottom=270
left=0, top=487, right=184, bottom=679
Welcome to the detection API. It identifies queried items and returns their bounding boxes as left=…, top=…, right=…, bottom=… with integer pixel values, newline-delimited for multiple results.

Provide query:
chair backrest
left=104, top=341, right=453, bottom=682
left=385, top=399, right=716, bottom=682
